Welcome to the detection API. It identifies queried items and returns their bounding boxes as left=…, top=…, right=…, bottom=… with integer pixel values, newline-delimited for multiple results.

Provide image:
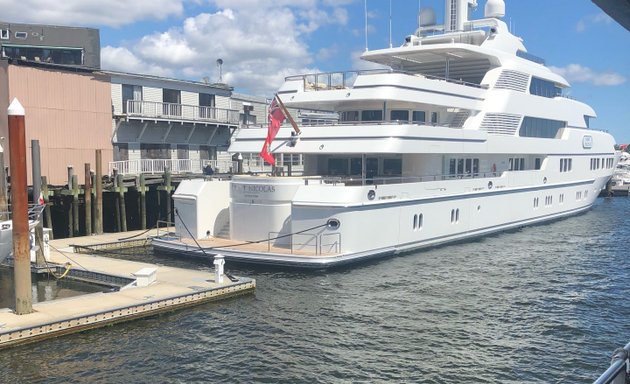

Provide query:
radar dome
left=419, top=7, right=436, bottom=27
left=485, top=0, right=505, bottom=18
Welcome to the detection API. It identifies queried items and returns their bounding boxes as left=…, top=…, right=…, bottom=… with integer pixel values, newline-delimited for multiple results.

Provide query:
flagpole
left=274, top=94, right=301, bottom=135
left=389, top=0, right=392, bottom=48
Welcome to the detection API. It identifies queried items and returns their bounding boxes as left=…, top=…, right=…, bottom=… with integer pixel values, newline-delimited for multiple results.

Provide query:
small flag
left=38, top=192, right=45, bottom=205
left=260, top=98, right=286, bottom=166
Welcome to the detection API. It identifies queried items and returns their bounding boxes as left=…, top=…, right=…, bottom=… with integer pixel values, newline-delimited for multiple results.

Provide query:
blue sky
left=2, top=0, right=628, bottom=142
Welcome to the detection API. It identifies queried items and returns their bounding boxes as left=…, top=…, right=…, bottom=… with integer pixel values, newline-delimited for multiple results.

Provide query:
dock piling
left=42, top=176, right=53, bottom=239
left=8, top=98, right=33, bottom=314
left=0, top=154, right=8, bottom=220
left=139, top=174, right=147, bottom=230
left=95, top=150, right=103, bottom=235
left=72, top=174, right=79, bottom=236
left=85, top=163, right=92, bottom=235
left=116, top=173, right=127, bottom=232
left=31, top=139, right=45, bottom=266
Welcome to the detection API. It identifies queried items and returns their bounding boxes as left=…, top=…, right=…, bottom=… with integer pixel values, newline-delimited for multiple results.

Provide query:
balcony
left=125, top=100, right=240, bottom=125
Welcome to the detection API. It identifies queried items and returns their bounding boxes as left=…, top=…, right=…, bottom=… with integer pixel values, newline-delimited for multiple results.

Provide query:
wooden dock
left=0, top=230, right=255, bottom=350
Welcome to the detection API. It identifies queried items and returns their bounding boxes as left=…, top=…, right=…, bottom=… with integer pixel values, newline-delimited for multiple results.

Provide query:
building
left=107, top=71, right=244, bottom=173
left=0, top=59, right=112, bottom=185
left=0, top=21, right=100, bottom=69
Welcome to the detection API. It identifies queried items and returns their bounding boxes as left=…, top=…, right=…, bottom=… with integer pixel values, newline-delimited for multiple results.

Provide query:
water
left=0, top=268, right=106, bottom=309
left=1, top=197, right=630, bottom=383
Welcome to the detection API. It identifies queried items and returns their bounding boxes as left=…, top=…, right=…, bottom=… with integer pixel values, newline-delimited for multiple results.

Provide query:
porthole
left=488, top=181, right=493, bottom=189
left=367, top=190, right=376, bottom=200
left=543, top=177, right=547, bottom=184
left=326, top=218, right=341, bottom=230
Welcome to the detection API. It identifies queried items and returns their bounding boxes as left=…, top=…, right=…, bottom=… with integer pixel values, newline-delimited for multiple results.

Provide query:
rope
left=35, top=235, right=75, bottom=280
left=117, top=208, right=174, bottom=241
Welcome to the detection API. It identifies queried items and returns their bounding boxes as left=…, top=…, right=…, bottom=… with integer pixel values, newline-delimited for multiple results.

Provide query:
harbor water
left=1, top=197, right=629, bottom=383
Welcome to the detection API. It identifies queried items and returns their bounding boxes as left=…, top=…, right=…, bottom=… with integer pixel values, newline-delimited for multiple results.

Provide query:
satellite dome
left=419, top=7, right=437, bottom=27
left=485, top=0, right=505, bottom=18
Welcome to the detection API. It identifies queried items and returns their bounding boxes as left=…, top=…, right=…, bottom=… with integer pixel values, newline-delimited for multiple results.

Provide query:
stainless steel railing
left=594, top=342, right=630, bottom=384
left=126, top=100, right=240, bottom=124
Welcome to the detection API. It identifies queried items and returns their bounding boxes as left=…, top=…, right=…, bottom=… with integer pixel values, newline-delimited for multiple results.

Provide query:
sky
left=1, top=0, right=628, bottom=142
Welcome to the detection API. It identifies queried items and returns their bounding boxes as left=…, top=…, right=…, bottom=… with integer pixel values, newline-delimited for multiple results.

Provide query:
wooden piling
left=95, top=150, right=103, bottom=235
left=158, top=169, right=174, bottom=224
left=0, top=155, right=8, bottom=220
left=84, top=163, right=92, bottom=236
left=30, top=139, right=45, bottom=266
left=113, top=172, right=121, bottom=232
left=116, top=173, right=127, bottom=232
left=139, top=174, right=147, bottom=230
left=8, top=98, right=32, bottom=314
left=72, top=174, right=79, bottom=235
left=41, top=176, right=53, bottom=239
left=67, top=166, right=74, bottom=237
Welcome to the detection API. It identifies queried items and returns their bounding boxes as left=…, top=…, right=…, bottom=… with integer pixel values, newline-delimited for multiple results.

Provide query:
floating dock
left=0, top=230, right=255, bottom=350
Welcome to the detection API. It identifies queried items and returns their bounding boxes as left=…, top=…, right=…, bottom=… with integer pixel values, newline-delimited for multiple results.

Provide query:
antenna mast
left=364, top=0, right=369, bottom=52
left=216, top=58, right=223, bottom=83
left=389, top=0, right=392, bottom=48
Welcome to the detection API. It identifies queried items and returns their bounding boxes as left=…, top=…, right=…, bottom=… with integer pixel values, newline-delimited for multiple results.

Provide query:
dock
left=0, top=230, right=255, bottom=350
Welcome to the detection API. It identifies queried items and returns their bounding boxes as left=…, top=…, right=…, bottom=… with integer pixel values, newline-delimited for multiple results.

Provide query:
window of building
left=529, top=77, right=562, bottom=98
left=0, top=30, right=8, bottom=40
left=519, top=117, right=566, bottom=138
left=14, top=31, right=27, bottom=39
left=163, top=89, right=182, bottom=116
left=361, top=110, right=383, bottom=122
left=390, top=110, right=409, bottom=122
left=412, top=111, right=426, bottom=123
left=122, top=84, right=142, bottom=114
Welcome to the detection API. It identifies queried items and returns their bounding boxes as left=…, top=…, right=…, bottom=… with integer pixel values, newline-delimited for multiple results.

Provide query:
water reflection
left=0, top=267, right=106, bottom=309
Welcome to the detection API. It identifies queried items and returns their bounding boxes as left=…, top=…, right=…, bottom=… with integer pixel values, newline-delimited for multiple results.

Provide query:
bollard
left=214, top=254, right=225, bottom=284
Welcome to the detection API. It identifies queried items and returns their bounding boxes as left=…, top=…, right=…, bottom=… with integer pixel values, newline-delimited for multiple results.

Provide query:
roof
left=102, top=70, right=234, bottom=91
left=592, top=0, right=630, bottom=31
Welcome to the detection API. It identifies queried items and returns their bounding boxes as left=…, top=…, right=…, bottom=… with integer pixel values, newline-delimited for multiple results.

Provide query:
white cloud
left=550, top=64, right=626, bottom=86
left=351, top=50, right=390, bottom=71
left=576, top=12, right=612, bottom=32
left=100, top=2, right=356, bottom=96
left=0, top=0, right=184, bottom=27
left=101, top=46, right=173, bottom=77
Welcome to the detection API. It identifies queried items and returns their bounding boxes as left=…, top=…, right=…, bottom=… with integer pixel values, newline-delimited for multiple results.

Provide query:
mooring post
left=31, top=139, right=45, bottom=266
left=66, top=166, right=74, bottom=237
left=116, top=173, right=127, bottom=232
left=139, top=174, right=147, bottom=230
left=95, top=150, right=103, bottom=235
left=84, top=163, right=92, bottom=235
left=158, top=168, right=174, bottom=224
left=0, top=154, right=8, bottom=220
left=113, top=172, right=121, bottom=232
left=91, top=171, right=96, bottom=234
left=41, top=176, right=53, bottom=239
left=8, top=98, right=32, bottom=314
left=72, top=174, right=79, bottom=236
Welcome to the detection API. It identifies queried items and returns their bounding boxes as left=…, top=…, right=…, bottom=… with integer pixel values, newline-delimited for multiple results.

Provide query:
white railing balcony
left=109, top=158, right=305, bottom=176
left=126, top=100, right=240, bottom=125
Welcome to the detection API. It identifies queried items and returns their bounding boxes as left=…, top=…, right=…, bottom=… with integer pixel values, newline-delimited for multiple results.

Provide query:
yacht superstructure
left=153, top=0, right=618, bottom=268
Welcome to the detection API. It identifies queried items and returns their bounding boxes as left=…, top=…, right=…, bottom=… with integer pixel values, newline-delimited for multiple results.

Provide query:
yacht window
left=328, top=158, right=348, bottom=176
left=350, top=158, right=362, bottom=175
left=457, top=159, right=464, bottom=175
left=519, top=117, right=566, bottom=138
left=465, top=159, right=472, bottom=176
left=530, top=77, right=562, bottom=98
left=449, top=159, right=456, bottom=175
left=473, top=159, right=479, bottom=176
left=431, top=112, right=439, bottom=124
left=535, top=158, right=542, bottom=170
left=341, top=111, right=359, bottom=122
left=584, top=115, right=592, bottom=129
left=383, top=159, right=402, bottom=176
left=390, top=110, right=409, bottom=122
left=361, top=110, right=383, bottom=122
left=412, top=111, right=426, bottom=123
left=508, top=158, right=513, bottom=171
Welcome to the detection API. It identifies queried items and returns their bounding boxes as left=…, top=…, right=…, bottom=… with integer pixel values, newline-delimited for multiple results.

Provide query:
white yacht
left=153, top=0, right=619, bottom=268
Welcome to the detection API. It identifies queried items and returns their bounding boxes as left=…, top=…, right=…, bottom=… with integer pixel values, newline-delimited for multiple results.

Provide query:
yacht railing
left=593, top=341, right=630, bottom=384
left=285, top=69, right=487, bottom=91
left=303, top=172, right=501, bottom=187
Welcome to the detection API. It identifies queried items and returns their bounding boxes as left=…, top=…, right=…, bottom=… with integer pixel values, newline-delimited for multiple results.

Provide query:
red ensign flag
left=260, top=98, right=286, bottom=165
